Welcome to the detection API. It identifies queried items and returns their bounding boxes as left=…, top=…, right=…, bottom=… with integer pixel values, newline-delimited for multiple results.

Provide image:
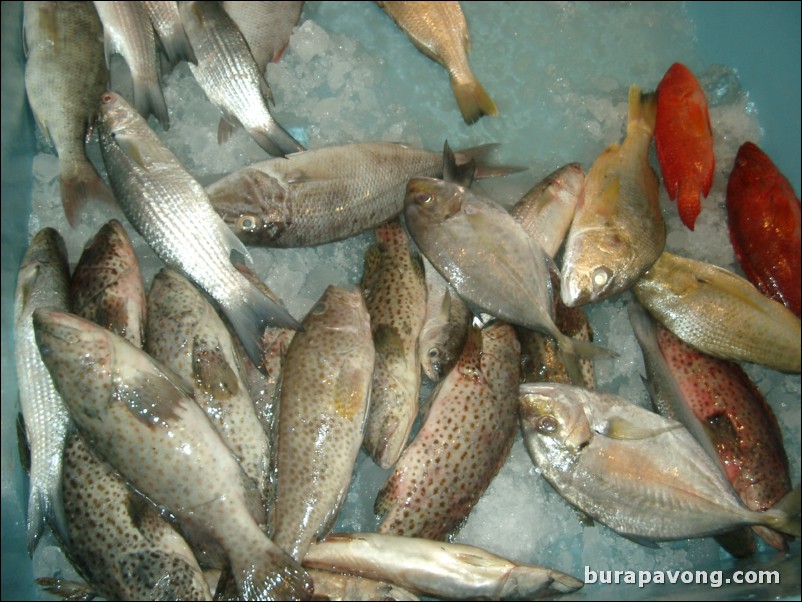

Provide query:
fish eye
left=536, top=415, right=559, bottom=434
left=415, top=193, right=434, bottom=205
left=592, top=266, right=612, bottom=288
left=237, top=215, right=259, bottom=232
left=311, top=301, right=327, bottom=315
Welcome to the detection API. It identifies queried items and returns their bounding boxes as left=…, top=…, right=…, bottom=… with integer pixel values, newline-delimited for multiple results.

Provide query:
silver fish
left=518, top=382, right=801, bottom=543
left=272, top=285, right=375, bottom=562
left=97, top=90, right=300, bottom=364
left=632, top=252, right=801, bottom=373
left=305, top=532, right=584, bottom=600
left=23, top=1, right=114, bottom=227
left=13, top=228, right=72, bottom=553
left=362, top=219, right=427, bottom=469
left=93, top=0, right=169, bottom=128
left=33, top=310, right=314, bottom=601
left=222, top=1, right=303, bottom=74
left=179, top=0, right=304, bottom=157
left=561, top=85, right=664, bottom=307
left=143, top=0, right=197, bottom=68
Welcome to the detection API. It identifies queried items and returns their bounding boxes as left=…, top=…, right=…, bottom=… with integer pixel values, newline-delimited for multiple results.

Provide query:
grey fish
left=305, top=532, right=584, bottom=600
left=97, top=90, right=300, bottom=365
left=206, top=141, right=519, bottom=247
left=561, top=85, right=664, bottom=307
left=518, top=382, right=801, bottom=543
left=362, top=218, right=428, bottom=469
left=13, top=228, right=72, bottom=553
left=93, top=0, right=170, bottom=128
left=632, top=252, right=801, bottom=373
left=179, top=0, right=304, bottom=157
left=306, top=569, right=419, bottom=601
left=33, top=310, right=314, bottom=601
left=23, top=1, right=114, bottom=227
left=272, top=286, right=375, bottom=562
left=143, top=0, right=197, bottom=68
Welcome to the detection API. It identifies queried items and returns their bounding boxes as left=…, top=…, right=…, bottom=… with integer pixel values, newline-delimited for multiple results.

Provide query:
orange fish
left=726, top=141, right=802, bottom=317
left=654, top=62, right=715, bottom=230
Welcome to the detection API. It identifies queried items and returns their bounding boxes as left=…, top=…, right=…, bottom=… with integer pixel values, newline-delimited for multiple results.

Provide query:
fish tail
left=26, top=476, right=69, bottom=555
left=451, top=75, right=498, bottom=125
left=60, top=158, right=117, bottom=228
left=761, top=484, right=801, bottom=538
left=452, top=143, right=527, bottom=179
left=249, top=119, right=306, bottom=158
left=557, top=334, right=615, bottom=386
left=677, top=180, right=701, bottom=230
left=627, top=85, right=657, bottom=135
left=133, top=78, right=170, bottom=130
left=227, top=538, right=313, bottom=600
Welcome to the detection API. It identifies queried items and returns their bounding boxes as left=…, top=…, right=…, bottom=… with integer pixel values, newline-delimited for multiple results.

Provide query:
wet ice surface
left=20, top=1, right=801, bottom=599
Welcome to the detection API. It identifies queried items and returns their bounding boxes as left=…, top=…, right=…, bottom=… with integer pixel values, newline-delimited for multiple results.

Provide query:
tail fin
left=27, top=474, right=69, bottom=556
left=677, top=180, right=701, bottom=231
left=627, top=85, right=657, bottom=136
left=762, top=484, right=801, bottom=538
left=249, top=118, right=306, bottom=158
left=452, top=143, right=527, bottom=180
left=227, top=537, right=313, bottom=600
left=133, top=78, right=170, bottom=130
left=451, top=76, right=498, bottom=124
left=60, top=158, right=117, bottom=228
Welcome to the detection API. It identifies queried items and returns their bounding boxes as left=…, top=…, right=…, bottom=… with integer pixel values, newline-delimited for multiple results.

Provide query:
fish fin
left=677, top=180, right=701, bottom=231
left=132, top=78, right=170, bottom=130
left=218, top=116, right=238, bottom=145
left=451, top=76, right=498, bottom=124
left=452, top=143, right=527, bottom=179
left=575, top=509, right=595, bottom=527
left=192, top=335, right=240, bottom=398
left=762, top=484, right=801, bottom=538
left=226, top=536, right=313, bottom=600
left=596, top=176, right=621, bottom=219
left=118, top=371, right=189, bottom=429
left=627, top=85, right=657, bottom=135
left=247, top=120, right=306, bottom=158
left=557, top=334, right=616, bottom=362
left=374, top=471, right=399, bottom=518
left=715, top=528, right=758, bottom=559
left=31, top=111, right=53, bottom=147
left=259, top=74, right=274, bottom=105
left=16, top=412, right=31, bottom=475
left=374, top=324, right=405, bottom=362
left=598, top=416, right=683, bottom=440
left=27, top=471, right=70, bottom=556
left=361, top=243, right=383, bottom=295
left=60, top=159, right=118, bottom=228
left=620, top=533, right=661, bottom=549
left=113, top=133, right=148, bottom=169
left=36, top=577, right=101, bottom=601
left=442, top=140, right=475, bottom=186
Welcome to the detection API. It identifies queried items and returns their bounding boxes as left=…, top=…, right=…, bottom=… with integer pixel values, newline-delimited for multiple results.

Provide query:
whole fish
left=518, top=382, right=801, bottom=543
left=272, top=286, right=375, bottom=562
left=377, top=1, right=496, bottom=124
left=305, top=532, right=584, bottom=600
left=654, top=62, right=715, bottom=230
left=179, top=0, right=304, bottom=157
left=561, top=85, right=664, bottom=307
left=206, top=141, right=517, bottom=247
left=628, top=301, right=793, bottom=551
left=508, top=162, right=584, bottom=259
left=362, top=219, right=428, bottom=469
left=222, top=1, right=304, bottom=73
left=631, top=252, right=801, bottom=374
left=23, top=1, right=114, bottom=227
left=93, top=1, right=169, bottom=128
left=418, top=257, right=471, bottom=382
left=143, top=0, right=198, bottom=68
left=726, top=141, right=801, bottom=317
left=13, top=228, right=72, bottom=553
left=70, top=219, right=146, bottom=348
left=145, top=268, right=273, bottom=504
left=97, top=90, right=300, bottom=364
left=376, top=321, right=520, bottom=540
left=33, top=310, right=314, bottom=601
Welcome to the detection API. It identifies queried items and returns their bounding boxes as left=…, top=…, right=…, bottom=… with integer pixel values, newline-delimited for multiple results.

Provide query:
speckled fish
left=561, top=85, right=664, bottom=307
left=631, top=252, right=801, bottom=374
left=377, top=1, right=496, bottom=124
left=509, top=162, right=584, bottom=260
left=206, top=141, right=517, bottom=247
left=305, top=532, right=584, bottom=600
left=13, top=228, right=72, bottom=554
left=376, top=321, right=520, bottom=540
left=222, top=1, right=304, bottom=74
left=70, top=219, right=146, bottom=348
left=306, top=569, right=419, bottom=602
left=518, top=382, right=801, bottom=543
left=33, top=310, right=313, bottom=601
left=98, top=90, right=300, bottom=365
left=628, top=301, right=793, bottom=551
left=93, top=1, right=169, bottom=128
left=23, top=1, right=114, bottom=227
left=143, top=0, right=198, bottom=68
left=272, top=285, right=375, bottom=562
left=418, top=256, right=471, bottom=382
left=145, top=268, right=273, bottom=504
left=362, top=219, right=427, bottom=469
left=179, top=0, right=304, bottom=157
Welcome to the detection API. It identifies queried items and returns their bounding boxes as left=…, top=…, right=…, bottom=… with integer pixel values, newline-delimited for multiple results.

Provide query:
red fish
left=726, top=141, right=802, bottom=317
left=654, top=62, right=715, bottom=230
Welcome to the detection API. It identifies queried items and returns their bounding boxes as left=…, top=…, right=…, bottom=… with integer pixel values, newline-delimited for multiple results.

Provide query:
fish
left=13, top=228, right=72, bottom=554
left=272, top=285, right=375, bottom=562
left=23, top=1, right=114, bottom=227
left=70, top=219, right=146, bottom=348
left=32, top=310, right=314, bottom=601
left=305, top=569, right=420, bottom=602
left=418, top=257, right=471, bottom=382
left=206, top=141, right=520, bottom=247
left=304, top=532, right=584, bottom=600
left=222, top=1, right=304, bottom=73
left=143, top=0, right=198, bottom=68
left=560, top=85, right=664, bottom=307
left=726, top=141, right=801, bottom=317
left=518, top=382, right=801, bottom=543
left=145, top=268, right=273, bottom=504
left=628, top=301, right=793, bottom=552
left=508, top=162, right=585, bottom=259
left=631, top=251, right=801, bottom=374
left=376, top=321, right=520, bottom=540
left=377, top=1, right=496, bottom=124
left=178, top=0, right=305, bottom=157
left=362, top=218, right=428, bottom=469
left=93, top=0, right=170, bottom=128
left=654, top=62, right=715, bottom=230
left=97, top=90, right=301, bottom=364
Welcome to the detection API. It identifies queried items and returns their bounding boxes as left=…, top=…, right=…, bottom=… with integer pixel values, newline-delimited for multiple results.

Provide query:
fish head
left=560, top=228, right=630, bottom=306
left=404, top=177, right=465, bottom=226
left=98, top=91, right=141, bottom=137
